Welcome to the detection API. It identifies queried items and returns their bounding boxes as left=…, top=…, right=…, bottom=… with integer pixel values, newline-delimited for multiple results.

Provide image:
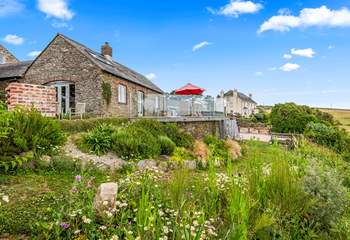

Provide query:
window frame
left=118, top=84, right=127, bottom=104
left=0, top=53, right=4, bottom=64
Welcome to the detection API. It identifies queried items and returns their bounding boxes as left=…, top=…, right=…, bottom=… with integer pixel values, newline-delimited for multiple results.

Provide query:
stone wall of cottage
left=0, top=45, right=19, bottom=64
left=6, top=83, right=57, bottom=117
left=101, top=72, right=163, bottom=117
left=24, top=35, right=104, bottom=115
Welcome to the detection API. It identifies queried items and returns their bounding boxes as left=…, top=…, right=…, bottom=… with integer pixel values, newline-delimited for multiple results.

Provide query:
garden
left=0, top=103, right=350, bottom=239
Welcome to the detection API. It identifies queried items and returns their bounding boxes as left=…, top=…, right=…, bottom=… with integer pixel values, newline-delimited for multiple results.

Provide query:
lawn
left=320, top=108, right=350, bottom=132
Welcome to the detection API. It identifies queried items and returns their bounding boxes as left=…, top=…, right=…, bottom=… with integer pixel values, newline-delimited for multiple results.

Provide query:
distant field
left=319, top=108, right=350, bottom=132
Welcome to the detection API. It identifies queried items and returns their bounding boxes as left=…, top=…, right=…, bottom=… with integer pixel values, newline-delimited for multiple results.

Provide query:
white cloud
left=268, top=66, right=277, bottom=71
left=146, top=73, right=156, bottom=80
left=3, top=34, right=24, bottom=45
left=283, top=54, right=292, bottom=59
left=328, top=45, right=335, bottom=49
left=209, top=0, right=263, bottom=17
left=27, top=51, right=41, bottom=58
left=192, top=41, right=212, bottom=52
left=255, top=71, right=263, bottom=76
left=37, top=0, right=74, bottom=21
left=291, top=48, right=315, bottom=58
left=280, top=63, right=300, bottom=72
left=259, top=6, right=350, bottom=33
left=0, top=0, right=24, bottom=16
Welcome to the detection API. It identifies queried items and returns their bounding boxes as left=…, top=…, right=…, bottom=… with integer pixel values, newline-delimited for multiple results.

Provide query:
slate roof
left=0, top=61, right=33, bottom=80
left=58, top=34, right=163, bottom=93
left=222, top=90, right=257, bottom=104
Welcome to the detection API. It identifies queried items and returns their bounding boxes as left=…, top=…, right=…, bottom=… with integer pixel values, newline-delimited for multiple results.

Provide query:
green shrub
left=170, top=147, right=194, bottom=162
left=59, top=117, right=127, bottom=133
left=49, top=155, right=82, bottom=172
left=159, top=136, right=176, bottom=155
left=112, top=126, right=160, bottom=160
left=303, top=160, right=349, bottom=230
left=163, top=123, right=194, bottom=149
left=203, top=135, right=231, bottom=163
left=271, top=103, right=319, bottom=133
left=130, top=119, right=195, bottom=149
left=129, top=119, right=165, bottom=137
left=0, top=108, right=66, bottom=170
left=304, top=122, right=350, bottom=154
left=78, top=124, right=115, bottom=156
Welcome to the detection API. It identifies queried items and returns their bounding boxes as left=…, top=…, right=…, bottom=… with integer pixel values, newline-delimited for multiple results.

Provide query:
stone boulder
left=137, top=160, right=157, bottom=170
left=184, top=160, right=197, bottom=170
left=93, top=182, right=118, bottom=216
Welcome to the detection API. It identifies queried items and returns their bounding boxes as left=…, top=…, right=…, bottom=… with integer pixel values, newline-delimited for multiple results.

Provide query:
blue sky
left=1, top=0, right=350, bottom=108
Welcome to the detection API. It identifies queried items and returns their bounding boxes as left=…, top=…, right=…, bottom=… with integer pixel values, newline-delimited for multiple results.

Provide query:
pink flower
left=75, top=175, right=82, bottom=182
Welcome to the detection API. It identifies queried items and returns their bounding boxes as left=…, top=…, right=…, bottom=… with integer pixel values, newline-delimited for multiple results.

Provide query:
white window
left=118, top=84, right=127, bottom=103
left=0, top=53, right=4, bottom=64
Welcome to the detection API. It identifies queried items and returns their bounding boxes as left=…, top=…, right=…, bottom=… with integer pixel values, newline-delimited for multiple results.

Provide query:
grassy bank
left=1, top=140, right=349, bottom=239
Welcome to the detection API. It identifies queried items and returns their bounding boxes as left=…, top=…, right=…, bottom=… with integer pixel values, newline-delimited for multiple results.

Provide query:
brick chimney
left=101, top=42, right=112, bottom=59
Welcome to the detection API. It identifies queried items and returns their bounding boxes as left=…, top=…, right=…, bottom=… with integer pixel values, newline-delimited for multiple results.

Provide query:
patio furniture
left=69, top=102, right=86, bottom=119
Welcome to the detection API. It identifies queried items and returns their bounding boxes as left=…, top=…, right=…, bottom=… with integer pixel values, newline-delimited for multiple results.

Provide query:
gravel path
left=63, top=137, right=126, bottom=169
left=238, top=133, right=272, bottom=143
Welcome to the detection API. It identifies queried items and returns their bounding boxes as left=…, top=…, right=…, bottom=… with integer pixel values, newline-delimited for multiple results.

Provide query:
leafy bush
left=203, top=135, right=231, bottom=163
left=59, top=117, right=127, bottom=133
left=271, top=103, right=318, bottom=133
left=129, top=119, right=166, bottom=137
left=0, top=108, right=66, bottom=170
left=170, top=147, right=194, bottom=162
left=49, top=155, right=82, bottom=172
left=112, top=126, right=160, bottom=160
left=130, top=120, right=195, bottom=149
left=158, top=136, right=176, bottom=155
left=304, top=122, right=350, bottom=153
left=303, top=160, right=349, bottom=230
left=78, top=124, right=115, bottom=155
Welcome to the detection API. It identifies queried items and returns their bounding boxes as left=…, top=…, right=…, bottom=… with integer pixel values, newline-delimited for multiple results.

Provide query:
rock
left=158, top=161, right=169, bottom=171
left=93, top=182, right=118, bottom=216
left=183, top=160, right=197, bottom=170
left=137, top=160, right=157, bottom=170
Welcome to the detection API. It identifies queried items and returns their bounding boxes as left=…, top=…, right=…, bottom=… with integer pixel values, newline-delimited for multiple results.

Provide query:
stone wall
left=6, top=83, right=57, bottom=117
left=24, top=35, right=104, bottom=115
left=0, top=45, right=19, bottom=64
left=102, top=72, right=163, bottom=117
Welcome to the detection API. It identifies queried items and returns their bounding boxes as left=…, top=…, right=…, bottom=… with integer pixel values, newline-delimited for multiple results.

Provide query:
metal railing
left=144, top=94, right=225, bottom=117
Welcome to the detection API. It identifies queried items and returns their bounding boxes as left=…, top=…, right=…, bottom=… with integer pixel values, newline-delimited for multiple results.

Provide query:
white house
left=217, top=89, right=257, bottom=117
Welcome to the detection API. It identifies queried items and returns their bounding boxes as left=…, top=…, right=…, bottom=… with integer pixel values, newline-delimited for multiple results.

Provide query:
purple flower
left=75, top=175, right=82, bottom=182
left=60, top=222, right=70, bottom=230
left=70, top=186, right=78, bottom=193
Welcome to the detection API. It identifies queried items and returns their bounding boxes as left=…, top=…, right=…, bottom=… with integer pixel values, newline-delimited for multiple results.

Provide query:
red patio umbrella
left=175, top=83, right=205, bottom=95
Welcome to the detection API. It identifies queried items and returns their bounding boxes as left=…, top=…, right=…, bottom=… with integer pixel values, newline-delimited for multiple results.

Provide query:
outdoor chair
left=69, top=102, right=86, bottom=119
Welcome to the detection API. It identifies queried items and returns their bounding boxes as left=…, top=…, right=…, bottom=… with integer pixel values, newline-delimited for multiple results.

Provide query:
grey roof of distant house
left=222, top=90, right=257, bottom=104
left=0, top=61, right=33, bottom=80
left=58, top=34, right=163, bottom=93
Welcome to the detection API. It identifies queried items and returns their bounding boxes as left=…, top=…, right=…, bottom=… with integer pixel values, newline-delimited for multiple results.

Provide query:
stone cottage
left=0, top=34, right=163, bottom=117
left=217, top=89, right=257, bottom=117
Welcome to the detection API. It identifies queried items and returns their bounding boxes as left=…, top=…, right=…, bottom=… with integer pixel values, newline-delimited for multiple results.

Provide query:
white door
left=137, top=91, right=144, bottom=116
